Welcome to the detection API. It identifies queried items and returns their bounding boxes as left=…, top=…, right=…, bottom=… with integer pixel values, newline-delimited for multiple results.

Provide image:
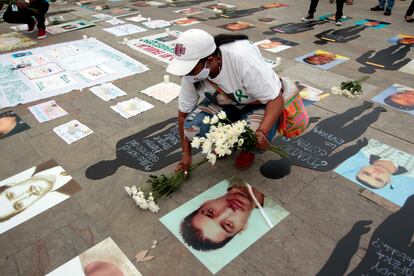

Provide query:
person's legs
left=29, top=0, right=49, bottom=29
left=371, top=0, right=385, bottom=10
left=407, top=0, right=414, bottom=16
left=386, top=0, right=395, bottom=10
left=335, top=0, right=345, bottom=20
left=308, top=0, right=320, bottom=15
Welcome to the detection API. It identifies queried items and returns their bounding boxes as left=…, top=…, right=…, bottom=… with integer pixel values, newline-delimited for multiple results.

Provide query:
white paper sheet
left=103, top=24, right=147, bottom=36
left=141, top=20, right=171, bottom=29
left=140, top=81, right=180, bottom=103
left=111, top=97, right=153, bottom=118
left=89, top=83, right=127, bottom=101
left=28, top=100, right=68, bottom=123
left=105, top=18, right=126, bottom=25
left=0, top=38, right=149, bottom=108
left=53, top=120, right=93, bottom=144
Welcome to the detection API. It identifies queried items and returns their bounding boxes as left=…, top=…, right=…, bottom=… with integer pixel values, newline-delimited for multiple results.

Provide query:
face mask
left=185, top=62, right=210, bottom=83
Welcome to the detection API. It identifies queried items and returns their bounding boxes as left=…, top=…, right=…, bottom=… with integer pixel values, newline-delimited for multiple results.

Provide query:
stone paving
left=0, top=0, right=413, bottom=275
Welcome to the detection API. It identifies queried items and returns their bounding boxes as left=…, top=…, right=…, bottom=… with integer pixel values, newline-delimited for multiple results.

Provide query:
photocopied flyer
left=89, top=83, right=127, bottom=101
left=111, top=97, right=154, bottom=118
left=53, top=119, right=93, bottom=144
left=28, top=100, right=68, bottom=123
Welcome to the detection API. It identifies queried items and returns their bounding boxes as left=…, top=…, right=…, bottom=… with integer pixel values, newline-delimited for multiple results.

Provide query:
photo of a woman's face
left=304, top=53, right=336, bottom=65
left=390, top=90, right=414, bottom=109
left=398, top=38, right=414, bottom=45
left=0, top=116, right=17, bottom=135
left=226, top=22, right=250, bottom=30
left=84, top=261, right=124, bottom=276
left=363, top=21, right=380, bottom=27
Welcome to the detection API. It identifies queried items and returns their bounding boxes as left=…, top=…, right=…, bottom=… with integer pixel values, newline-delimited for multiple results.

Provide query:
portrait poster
left=388, top=34, right=414, bottom=47
left=0, top=160, right=81, bottom=235
left=296, top=81, right=329, bottom=104
left=295, top=50, right=349, bottom=70
left=218, top=21, right=255, bottom=32
left=47, top=237, right=142, bottom=276
left=160, top=178, right=289, bottom=274
left=254, top=37, right=299, bottom=54
left=170, top=17, right=201, bottom=26
left=174, top=7, right=203, bottom=16
left=124, top=30, right=181, bottom=64
left=28, top=100, right=68, bottom=123
left=46, top=19, right=95, bottom=34
left=0, top=110, right=30, bottom=139
left=371, top=84, right=414, bottom=115
left=335, top=139, right=414, bottom=207
left=354, top=19, right=390, bottom=29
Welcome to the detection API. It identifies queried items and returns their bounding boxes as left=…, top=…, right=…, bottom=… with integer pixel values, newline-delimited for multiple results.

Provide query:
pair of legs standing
left=2, top=1, right=49, bottom=39
left=371, top=0, right=394, bottom=15
left=406, top=0, right=414, bottom=22
left=305, top=0, right=346, bottom=24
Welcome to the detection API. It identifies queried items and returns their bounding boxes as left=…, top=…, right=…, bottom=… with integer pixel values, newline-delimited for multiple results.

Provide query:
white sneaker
left=335, top=21, right=343, bottom=26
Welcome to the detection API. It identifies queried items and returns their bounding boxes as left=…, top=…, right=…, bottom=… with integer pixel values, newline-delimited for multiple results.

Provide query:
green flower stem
left=268, top=146, right=288, bottom=158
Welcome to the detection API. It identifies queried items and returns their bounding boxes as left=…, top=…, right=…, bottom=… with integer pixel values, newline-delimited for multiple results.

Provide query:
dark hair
left=180, top=209, right=233, bottom=251
left=194, top=34, right=249, bottom=91
left=384, top=93, right=414, bottom=111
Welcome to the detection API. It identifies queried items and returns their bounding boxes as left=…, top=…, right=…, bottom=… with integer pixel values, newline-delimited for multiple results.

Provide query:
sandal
left=347, top=0, right=353, bottom=5
left=405, top=15, right=414, bottom=23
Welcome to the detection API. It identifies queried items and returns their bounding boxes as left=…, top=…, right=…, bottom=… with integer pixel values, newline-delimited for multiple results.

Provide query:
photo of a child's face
left=364, top=21, right=380, bottom=27
left=0, top=111, right=30, bottom=139
left=385, top=90, right=414, bottom=111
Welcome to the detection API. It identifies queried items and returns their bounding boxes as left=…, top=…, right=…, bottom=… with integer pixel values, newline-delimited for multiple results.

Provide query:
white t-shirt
left=178, top=40, right=282, bottom=113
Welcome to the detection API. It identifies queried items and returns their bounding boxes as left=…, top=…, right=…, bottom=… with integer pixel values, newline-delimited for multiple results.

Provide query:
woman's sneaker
left=301, top=14, right=314, bottom=21
left=38, top=28, right=47, bottom=39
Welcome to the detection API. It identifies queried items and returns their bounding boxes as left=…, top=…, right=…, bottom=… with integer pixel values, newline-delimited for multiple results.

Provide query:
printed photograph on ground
left=218, top=21, right=255, bottom=32
left=160, top=178, right=289, bottom=274
left=335, top=139, right=414, bottom=207
left=0, top=160, right=81, bottom=235
left=254, top=37, right=299, bottom=53
left=354, top=19, right=390, bottom=29
left=47, top=237, right=142, bottom=276
left=0, top=111, right=30, bottom=139
left=388, top=34, right=414, bottom=47
left=372, top=84, right=414, bottom=115
left=295, top=50, right=349, bottom=70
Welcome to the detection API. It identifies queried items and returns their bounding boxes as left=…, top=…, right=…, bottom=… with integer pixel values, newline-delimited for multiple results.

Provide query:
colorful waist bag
left=278, top=77, right=309, bottom=138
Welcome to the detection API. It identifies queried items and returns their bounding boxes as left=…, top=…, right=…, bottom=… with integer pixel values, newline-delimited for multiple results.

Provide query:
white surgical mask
left=185, top=62, right=210, bottom=83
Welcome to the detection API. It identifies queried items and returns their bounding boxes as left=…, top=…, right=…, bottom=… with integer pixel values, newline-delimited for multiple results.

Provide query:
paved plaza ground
left=0, top=0, right=413, bottom=275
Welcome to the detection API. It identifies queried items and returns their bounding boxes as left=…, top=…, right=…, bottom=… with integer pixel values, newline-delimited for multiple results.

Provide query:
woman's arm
left=256, top=93, right=284, bottom=151
left=176, top=110, right=192, bottom=174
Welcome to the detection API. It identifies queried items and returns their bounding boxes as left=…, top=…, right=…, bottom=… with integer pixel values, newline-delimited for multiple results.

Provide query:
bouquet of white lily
left=331, top=76, right=370, bottom=99
left=191, top=111, right=287, bottom=165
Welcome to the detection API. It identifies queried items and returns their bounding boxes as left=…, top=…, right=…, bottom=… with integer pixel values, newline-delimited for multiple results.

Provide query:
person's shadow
left=85, top=118, right=186, bottom=180
left=161, top=0, right=214, bottom=8
left=260, top=101, right=386, bottom=179
left=317, top=194, right=414, bottom=276
left=263, top=20, right=328, bottom=35
left=314, top=25, right=366, bottom=45
left=357, top=44, right=412, bottom=74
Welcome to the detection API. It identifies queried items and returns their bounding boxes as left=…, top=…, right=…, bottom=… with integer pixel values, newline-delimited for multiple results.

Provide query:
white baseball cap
left=166, top=29, right=216, bottom=76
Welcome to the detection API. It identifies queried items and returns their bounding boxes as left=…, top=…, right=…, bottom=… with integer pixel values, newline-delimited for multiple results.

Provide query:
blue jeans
left=379, top=0, right=394, bottom=9
left=184, top=99, right=278, bottom=142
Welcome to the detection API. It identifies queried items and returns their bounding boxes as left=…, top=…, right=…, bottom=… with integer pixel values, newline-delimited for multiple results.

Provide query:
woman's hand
left=175, top=153, right=192, bottom=177
left=255, top=128, right=271, bottom=151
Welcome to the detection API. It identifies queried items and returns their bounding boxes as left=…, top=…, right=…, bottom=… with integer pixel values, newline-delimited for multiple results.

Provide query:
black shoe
left=371, top=5, right=384, bottom=11
left=405, top=15, right=414, bottom=23
left=384, top=9, right=392, bottom=15
left=302, top=14, right=314, bottom=21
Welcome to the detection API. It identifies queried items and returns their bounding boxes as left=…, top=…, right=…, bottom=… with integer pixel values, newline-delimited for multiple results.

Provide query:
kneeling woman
left=166, top=29, right=284, bottom=173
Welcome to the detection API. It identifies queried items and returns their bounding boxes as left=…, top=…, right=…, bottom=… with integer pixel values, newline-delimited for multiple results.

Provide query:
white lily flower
left=210, top=115, right=219, bottom=125
left=202, top=116, right=211, bottom=124
left=207, top=152, right=217, bottom=165
left=124, top=186, right=132, bottom=196
left=217, top=111, right=227, bottom=120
